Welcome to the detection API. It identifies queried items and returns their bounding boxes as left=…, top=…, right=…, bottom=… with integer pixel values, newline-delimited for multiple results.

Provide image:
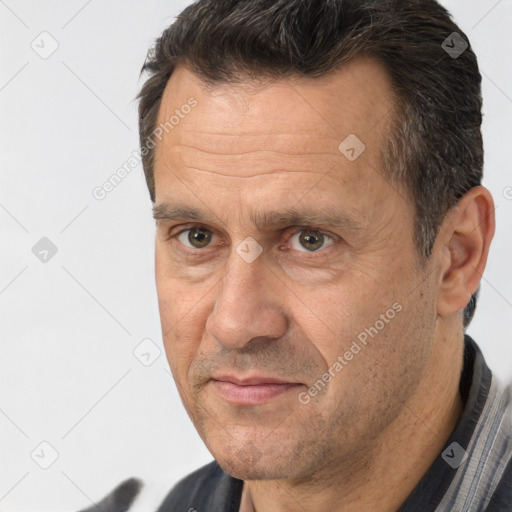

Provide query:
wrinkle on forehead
left=170, top=136, right=341, bottom=155
left=181, top=167, right=324, bottom=178
left=154, top=130, right=345, bottom=178
left=162, top=145, right=344, bottom=179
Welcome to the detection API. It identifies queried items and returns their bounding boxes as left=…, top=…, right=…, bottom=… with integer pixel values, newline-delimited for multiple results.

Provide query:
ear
left=436, top=186, right=495, bottom=320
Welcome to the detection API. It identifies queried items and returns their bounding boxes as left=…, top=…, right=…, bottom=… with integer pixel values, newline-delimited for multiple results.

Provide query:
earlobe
left=436, top=186, right=495, bottom=320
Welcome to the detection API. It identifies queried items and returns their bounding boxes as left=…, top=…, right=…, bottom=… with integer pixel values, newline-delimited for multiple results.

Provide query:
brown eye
left=178, top=227, right=213, bottom=249
left=290, top=230, right=334, bottom=252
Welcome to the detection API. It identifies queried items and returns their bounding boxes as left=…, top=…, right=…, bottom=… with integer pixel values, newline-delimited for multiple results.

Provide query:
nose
left=205, top=249, right=287, bottom=350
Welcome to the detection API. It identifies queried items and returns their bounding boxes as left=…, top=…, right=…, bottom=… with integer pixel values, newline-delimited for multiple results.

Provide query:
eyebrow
left=152, top=203, right=365, bottom=231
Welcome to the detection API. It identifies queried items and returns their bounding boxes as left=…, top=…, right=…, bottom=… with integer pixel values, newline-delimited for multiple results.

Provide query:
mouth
left=210, top=374, right=303, bottom=405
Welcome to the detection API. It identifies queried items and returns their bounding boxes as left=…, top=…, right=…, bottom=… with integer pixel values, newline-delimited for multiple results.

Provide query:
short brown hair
left=137, top=0, right=484, bottom=327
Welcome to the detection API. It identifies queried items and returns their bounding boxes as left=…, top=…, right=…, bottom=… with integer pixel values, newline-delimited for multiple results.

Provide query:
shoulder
left=485, top=456, right=512, bottom=509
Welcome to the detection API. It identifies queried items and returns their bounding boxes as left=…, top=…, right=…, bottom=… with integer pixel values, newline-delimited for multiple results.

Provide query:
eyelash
left=166, top=224, right=338, bottom=258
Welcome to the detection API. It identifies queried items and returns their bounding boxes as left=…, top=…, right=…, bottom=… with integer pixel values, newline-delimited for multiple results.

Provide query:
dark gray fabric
left=484, top=457, right=512, bottom=511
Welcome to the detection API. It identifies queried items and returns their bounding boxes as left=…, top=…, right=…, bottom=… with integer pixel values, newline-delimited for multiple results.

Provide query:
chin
left=219, top=458, right=289, bottom=481
left=212, top=443, right=300, bottom=481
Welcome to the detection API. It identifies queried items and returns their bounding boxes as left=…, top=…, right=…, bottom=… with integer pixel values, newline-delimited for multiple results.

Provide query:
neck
left=241, top=326, right=465, bottom=512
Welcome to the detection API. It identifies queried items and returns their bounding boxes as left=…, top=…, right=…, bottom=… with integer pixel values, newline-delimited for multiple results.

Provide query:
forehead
left=153, top=57, right=401, bottom=220
left=155, top=56, right=394, bottom=145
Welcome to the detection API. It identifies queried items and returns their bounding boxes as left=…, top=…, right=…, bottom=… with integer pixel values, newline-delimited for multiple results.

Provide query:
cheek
left=296, top=275, right=393, bottom=355
left=157, top=282, right=213, bottom=384
left=161, top=324, right=203, bottom=402
left=297, top=272, right=420, bottom=398
left=155, top=246, right=205, bottom=335
left=156, top=282, right=197, bottom=381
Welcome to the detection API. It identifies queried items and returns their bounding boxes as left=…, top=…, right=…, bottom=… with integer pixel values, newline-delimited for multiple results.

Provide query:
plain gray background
left=1, top=1, right=511, bottom=510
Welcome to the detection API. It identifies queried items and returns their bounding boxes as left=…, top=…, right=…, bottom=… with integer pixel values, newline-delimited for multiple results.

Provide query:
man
left=81, top=0, right=512, bottom=510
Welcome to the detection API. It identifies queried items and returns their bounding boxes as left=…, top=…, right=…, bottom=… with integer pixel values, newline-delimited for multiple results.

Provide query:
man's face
left=153, top=58, right=440, bottom=481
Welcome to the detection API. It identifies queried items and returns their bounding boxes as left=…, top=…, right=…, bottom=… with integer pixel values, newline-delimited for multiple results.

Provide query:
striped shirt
left=79, top=335, right=512, bottom=512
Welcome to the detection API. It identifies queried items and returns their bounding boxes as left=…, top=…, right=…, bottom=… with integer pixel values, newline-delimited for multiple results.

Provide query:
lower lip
left=211, top=380, right=302, bottom=405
